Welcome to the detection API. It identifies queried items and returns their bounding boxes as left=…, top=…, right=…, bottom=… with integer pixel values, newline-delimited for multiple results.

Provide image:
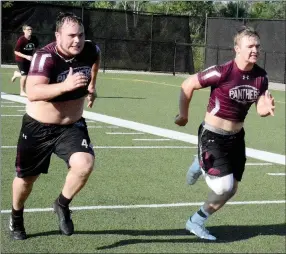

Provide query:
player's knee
left=69, top=153, right=94, bottom=177
left=205, top=174, right=234, bottom=196
left=15, top=175, right=39, bottom=185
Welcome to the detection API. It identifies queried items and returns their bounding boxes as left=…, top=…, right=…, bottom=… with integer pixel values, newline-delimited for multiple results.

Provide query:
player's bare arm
left=26, top=67, right=88, bottom=101
left=175, top=74, right=202, bottom=126
left=256, top=90, right=275, bottom=117
left=14, top=51, right=33, bottom=61
left=87, top=57, right=100, bottom=108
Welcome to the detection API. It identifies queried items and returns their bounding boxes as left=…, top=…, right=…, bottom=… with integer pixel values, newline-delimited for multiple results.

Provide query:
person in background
left=11, top=24, right=39, bottom=96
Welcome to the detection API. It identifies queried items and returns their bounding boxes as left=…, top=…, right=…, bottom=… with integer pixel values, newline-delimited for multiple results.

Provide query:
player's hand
left=86, top=85, right=97, bottom=108
left=26, top=56, right=33, bottom=61
left=63, top=67, right=88, bottom=92
left=264, top=90, right=275, bottom=116
left=175, top=114, right=188, bottom=126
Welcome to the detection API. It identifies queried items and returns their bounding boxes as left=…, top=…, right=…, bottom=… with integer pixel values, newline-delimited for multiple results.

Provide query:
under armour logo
left=242, top=75, right=249, bottom=80
left=22, top=134, right=27, bottom=139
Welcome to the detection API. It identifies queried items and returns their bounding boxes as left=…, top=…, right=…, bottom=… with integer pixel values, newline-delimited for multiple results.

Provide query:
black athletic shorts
left=16, top=60, right=31, bottom=76
left=15, top=114, right=95, bottom=178
left=198, top=122, right=246, bottom=181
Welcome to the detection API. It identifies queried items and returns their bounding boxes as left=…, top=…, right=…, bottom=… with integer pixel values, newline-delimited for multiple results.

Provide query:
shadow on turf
left=27, top=224, right=286, bottom=248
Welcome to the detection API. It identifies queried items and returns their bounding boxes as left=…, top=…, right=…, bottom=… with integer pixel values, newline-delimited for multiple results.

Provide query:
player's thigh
left=231, top=130, right=246, bottom=181
left=16, top=61, right=28, bottom=76
left=199, top=129, right=233, bottom=178
left=15, top=114, right=54, bottom=177
left=54, top=118, right=95, bottom=169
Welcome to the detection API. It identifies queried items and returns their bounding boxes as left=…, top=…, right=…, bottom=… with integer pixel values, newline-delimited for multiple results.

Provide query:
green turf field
left=1, top=67, right=285, bottom=253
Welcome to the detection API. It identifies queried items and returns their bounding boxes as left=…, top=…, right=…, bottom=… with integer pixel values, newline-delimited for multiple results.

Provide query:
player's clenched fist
left=175, top=114, right=188, bottom=126
left=63, top=67, right=88, bottom=92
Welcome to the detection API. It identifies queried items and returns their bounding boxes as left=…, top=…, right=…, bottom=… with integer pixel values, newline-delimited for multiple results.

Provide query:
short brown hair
left=234, top=26, right=260, bottom=46
left=56, top=12, right=83, bottom=32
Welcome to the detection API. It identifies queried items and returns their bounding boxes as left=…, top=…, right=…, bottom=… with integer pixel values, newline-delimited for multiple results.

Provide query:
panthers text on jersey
left=197, top=60, right=268, bottom=122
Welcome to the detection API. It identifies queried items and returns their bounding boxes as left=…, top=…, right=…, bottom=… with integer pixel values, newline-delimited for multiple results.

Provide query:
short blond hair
left=234, top=26, right=260, bottom=46
left=22, top=24, right=32, bottom=31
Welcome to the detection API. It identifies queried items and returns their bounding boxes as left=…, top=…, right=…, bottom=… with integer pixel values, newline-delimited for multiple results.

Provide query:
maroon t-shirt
left=29, top=40, right=100, bottom=102
left=197, top=60, right=268, bottom=122
left=14, top=35, right=39, bottom=62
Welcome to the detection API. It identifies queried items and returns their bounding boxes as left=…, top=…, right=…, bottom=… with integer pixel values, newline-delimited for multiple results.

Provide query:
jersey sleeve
left=92, top=43, right=100, bottom=63
left=28, top=49, right=53, bottom=77
left=14, top=37, right=24, bottom=51
left=197, top=65, right=222, bottom=88
left=34, top=36, right=39, bottom=48
left=85, top=40, right=100, bottom=63
left=260, top=74, right=269, bottom=96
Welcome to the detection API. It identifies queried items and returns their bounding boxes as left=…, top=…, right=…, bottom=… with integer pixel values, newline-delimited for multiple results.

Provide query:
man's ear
left=55, top=32, right=59, bottom=40
left=234, top=45, right=240, bottom=54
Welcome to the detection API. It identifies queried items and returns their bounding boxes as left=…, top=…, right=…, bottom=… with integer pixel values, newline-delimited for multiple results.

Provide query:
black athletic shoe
left=9, top=215, right=27, bottom=240
left=53, top=201, right=74, bottom=236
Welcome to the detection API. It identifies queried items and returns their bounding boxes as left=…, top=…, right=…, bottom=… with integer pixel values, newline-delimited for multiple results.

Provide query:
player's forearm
left=90, top=62, right=100, bottom=90
left=27, top=83, right=65, bottom=102
left=14, top=51, right=30, bottom=60
left=179, top=79, right=196, bottom=117
left=179, top=88, right=193, bottom=118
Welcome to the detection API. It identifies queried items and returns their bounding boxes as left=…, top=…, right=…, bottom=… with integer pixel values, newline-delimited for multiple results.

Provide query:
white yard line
left=1, top=105, right=25, bottom=107
left=133, top=138, right=171, bottom=141
left=87, top=126, right=119, bottom=128
left=106, top=132, right=145, bottom=135
left=245, top=163, right=273, bottom=166
left=267, top=173, right=286, bottom=176
left=1, top=92, right=285, bottom=165
left=1, top=200, right=285, bottom=214
left=1, top=146, right=196, bottom=149
left=1, top=101, right=15, bottom=104
left=1, top=115, right=23, bottom=117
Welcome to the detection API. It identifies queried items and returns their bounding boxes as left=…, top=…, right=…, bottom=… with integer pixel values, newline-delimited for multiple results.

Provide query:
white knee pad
left=205, top=173, right=234, bottom=195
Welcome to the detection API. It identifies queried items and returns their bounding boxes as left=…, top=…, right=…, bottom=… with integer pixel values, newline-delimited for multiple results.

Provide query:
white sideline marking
left=1, top=115, right=23, bottom=117
left=88, top=126, right=119, bottom=128
left=246, top=163, right=272, bottom=166
left=1, top=105, right=25, bottom=108
left=1, top=92, right=285, bottom=165
left=133, top=138, right=171, bottom=141
left=17, top=110, right=26, bottom=112
left=267, top=173, right=286, bottom=176
left=1, top=101, right=15, bottom=104
left=106, top=132, right=145, bottom=135
left=1, top=200, right=285, bottom=214
left=1, top=146, right=195, bottom=149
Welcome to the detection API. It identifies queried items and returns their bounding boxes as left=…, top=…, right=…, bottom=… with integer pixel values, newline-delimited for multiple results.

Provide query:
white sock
left=190, top=206, right=210, bottom=225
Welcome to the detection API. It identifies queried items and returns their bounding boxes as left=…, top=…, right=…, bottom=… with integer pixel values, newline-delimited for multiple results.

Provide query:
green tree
left=249, top=1, right=286, bottom=19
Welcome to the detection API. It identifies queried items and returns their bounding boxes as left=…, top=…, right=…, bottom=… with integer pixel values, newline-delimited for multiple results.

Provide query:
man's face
left=23, top=26, right=33, bottom=37
left=235, top=35, right=260, bottom=64
left=55, top=20, right=85, bottom=56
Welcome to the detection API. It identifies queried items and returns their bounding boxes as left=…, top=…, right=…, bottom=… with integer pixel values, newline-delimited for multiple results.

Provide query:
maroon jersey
left=29, top=41, right=100, bottom=102
left=14, top=35, right=39, bottom=62
left=198, top=60, right=268, bottom=122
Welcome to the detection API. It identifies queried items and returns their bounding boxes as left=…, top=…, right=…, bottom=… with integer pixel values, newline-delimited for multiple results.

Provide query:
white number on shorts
left=30, top=53, right=52, bottom=72
left=81, top=139, right=88, bottom=148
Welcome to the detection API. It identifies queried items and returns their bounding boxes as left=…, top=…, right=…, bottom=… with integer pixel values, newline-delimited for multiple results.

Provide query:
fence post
left=216, top=46, right=219, bottom=65
left=263, top=51, right=266, bottom=70
left=103, top=39, right=107, bottom=73
left=173, top=40, right=177, bottom=76
left=81, top=3, right=84, bottom=22
left=149, top=14, right=153, bottom=72
left=284, top=53, right=286, bottom=84
left=204, top=13, right=208, bottom=68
